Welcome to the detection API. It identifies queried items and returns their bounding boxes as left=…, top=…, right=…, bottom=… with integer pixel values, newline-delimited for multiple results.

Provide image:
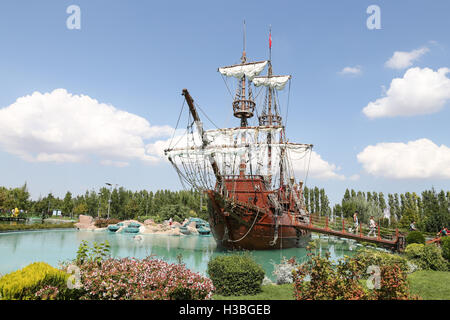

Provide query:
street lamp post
left=106, top=183, right=112, bottom=219
left=71, top=199, right=75, bottom=219
left=97, top=192, right=101, bottom=218
left=105, top=183, right=119, bottom=219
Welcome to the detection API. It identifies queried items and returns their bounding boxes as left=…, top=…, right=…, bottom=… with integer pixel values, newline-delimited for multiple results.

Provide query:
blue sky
left=0, top=0, right=449, bottom=205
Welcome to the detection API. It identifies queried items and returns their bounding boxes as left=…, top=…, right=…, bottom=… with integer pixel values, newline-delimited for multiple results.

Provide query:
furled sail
left=252, top=75, right=291, bottom=90
left=164, top=126, right=312, bottom=190
left=218, top=61, right=268, bottom=80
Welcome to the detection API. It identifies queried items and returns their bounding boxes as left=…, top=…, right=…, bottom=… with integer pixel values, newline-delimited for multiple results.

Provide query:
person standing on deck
left=353, top=211, right=359, bottom=234
left=368, top=216, right=377, bottom=237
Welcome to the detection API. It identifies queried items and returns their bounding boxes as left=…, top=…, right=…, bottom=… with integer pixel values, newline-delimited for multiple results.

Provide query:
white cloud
left=362, top=67, right=450, bottom=118
left=339, top=66, right=362, bottom=75
left=357, top=138, right=450, bottom=179
left=291, top=151, right=346, bottom=180
left=100, top=160, right=130, bottom=168
left=348, top=174, right=360, bottom=181
left=0, top=89, right=174, bottom=165
left=385, top=47, right=429, bottom=69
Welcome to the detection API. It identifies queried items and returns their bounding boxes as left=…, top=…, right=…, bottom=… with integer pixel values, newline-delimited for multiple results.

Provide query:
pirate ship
left=165, top=29, right=314, bottom=250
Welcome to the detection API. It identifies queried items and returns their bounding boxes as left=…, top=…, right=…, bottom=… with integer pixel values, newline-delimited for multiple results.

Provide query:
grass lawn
left=213, top=270, right=450, bottom=300
left=0, top=222, right=75, bottom=232
left=213, top=284, right=295, bottom=300
left=408, top=270, right=450, bottom=300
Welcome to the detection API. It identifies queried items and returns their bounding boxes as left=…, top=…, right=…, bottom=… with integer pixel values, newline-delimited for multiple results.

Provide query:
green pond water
left=0, top=229, right=358, bottom=280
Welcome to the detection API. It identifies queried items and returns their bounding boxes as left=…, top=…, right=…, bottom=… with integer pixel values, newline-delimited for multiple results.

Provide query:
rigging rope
left=227, top=207, right=261, bottom=243
left=221, top=74, right=234, bottom=99
left=197, top=103, right=220, bottom=129
left=304, top=148, right=313, bottom=188
left=284, top=79, right=291, bottom=129
left=168, top=98, right=186, bottom=150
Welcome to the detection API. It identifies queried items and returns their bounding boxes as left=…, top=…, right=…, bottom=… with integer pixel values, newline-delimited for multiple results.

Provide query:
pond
left=0, top=229, right=358, bottom=281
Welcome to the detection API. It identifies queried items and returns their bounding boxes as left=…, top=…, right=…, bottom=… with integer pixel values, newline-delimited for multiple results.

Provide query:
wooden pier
left=292, top=214, right=406, bottom=251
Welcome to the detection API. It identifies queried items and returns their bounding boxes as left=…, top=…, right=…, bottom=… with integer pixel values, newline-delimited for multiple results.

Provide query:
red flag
left=269, top=32, right=272, bottom=49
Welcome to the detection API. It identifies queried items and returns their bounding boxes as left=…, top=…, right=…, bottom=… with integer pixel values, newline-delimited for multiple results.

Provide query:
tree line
left=0, top=183, right=207, bottom=222
left=305, top=186, right=450, bottom=233
left=1, top=183, right=448, bottom=232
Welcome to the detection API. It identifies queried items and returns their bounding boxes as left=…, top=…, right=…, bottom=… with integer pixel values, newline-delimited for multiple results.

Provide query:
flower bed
left=77, top=257, right=214, bottom=300
left=292, top=244, right=420, bottom=300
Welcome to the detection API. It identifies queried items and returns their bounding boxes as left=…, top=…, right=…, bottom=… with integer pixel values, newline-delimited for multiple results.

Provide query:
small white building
left=52, top=210, right=62, bottom=216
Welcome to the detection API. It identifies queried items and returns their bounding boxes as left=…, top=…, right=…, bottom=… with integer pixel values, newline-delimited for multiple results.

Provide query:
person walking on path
left=368, top=216, right=377, bottom=237
left=353, top=211, right=359, bottom=234
left=437, top=226, right=448, bottom=237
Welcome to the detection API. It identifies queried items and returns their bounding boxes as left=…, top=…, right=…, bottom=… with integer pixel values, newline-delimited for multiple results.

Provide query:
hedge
left=405, top=244, right=448, bottom=271
left=207, top=254, right=265, bottom=296
left=406, top=231, right=425, bottom=245
left=353, top=248, right=409, bottom=274
left=441, top=237, right=450, bottom=261
left=0, top=262, right=69, bottom=300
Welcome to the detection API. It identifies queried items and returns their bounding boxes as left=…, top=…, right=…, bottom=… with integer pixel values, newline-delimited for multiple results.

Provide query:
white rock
left=187, top=226, right=199, bottom=235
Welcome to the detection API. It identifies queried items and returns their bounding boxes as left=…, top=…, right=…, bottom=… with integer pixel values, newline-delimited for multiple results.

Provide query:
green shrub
left=441, top=237, right=450, bottom=261
left=0, top=262, right=69, bottom=300
left=137, top=215, right=156, bottom=223
left=375, top=264, right=420, bottom=300
left=293, top=248, right=419, bottom=300
left=154, top=204, right=191, bottom=223
left=94, top=218, right=120, bottom=228
left=353, top=248, right=409, bottom=274
left=207, top=254, right=265, bottom=296
left=405, top=244, right=448, bottom=271
left=294, top=251, right=371, bottom=300
left=75, top=240, right=111, bottom=266
left=406, top=231, right=425, bottom=245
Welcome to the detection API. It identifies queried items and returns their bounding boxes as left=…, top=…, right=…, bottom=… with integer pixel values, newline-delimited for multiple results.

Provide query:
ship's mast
left=256, top=27, right=290, bottom=188
left=267, top=26, right=273, bottom=184
left=267, top=60, right=273, bottom=185
left=239, top=25, right=248, bottom=128
left=259, top=28, right=275, bottom=186
left=181, top=89, right=223, bottom=186
left=217, top=22, right=269, bottom=178
left=232, top=21, right=256, bottom=176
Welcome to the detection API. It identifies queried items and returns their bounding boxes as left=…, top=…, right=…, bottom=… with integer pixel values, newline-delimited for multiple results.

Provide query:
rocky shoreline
left=74, top=215, right=200, bottom=236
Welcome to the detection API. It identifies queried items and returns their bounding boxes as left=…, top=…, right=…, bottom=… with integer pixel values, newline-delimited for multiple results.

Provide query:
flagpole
left=269, top=25, right=272, bottom=62
left=243, top=20, right=246, bottom=59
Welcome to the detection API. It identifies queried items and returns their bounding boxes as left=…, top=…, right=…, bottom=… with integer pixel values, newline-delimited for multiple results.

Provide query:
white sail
left=252, top=75, right=291, bottom=90
left=164, top=124, right=312, bottom=190
left=218, top=61, right=268, bottom=80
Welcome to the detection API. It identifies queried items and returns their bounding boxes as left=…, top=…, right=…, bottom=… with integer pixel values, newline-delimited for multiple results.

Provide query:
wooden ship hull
left=206, top=176, right=311, bottom=250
